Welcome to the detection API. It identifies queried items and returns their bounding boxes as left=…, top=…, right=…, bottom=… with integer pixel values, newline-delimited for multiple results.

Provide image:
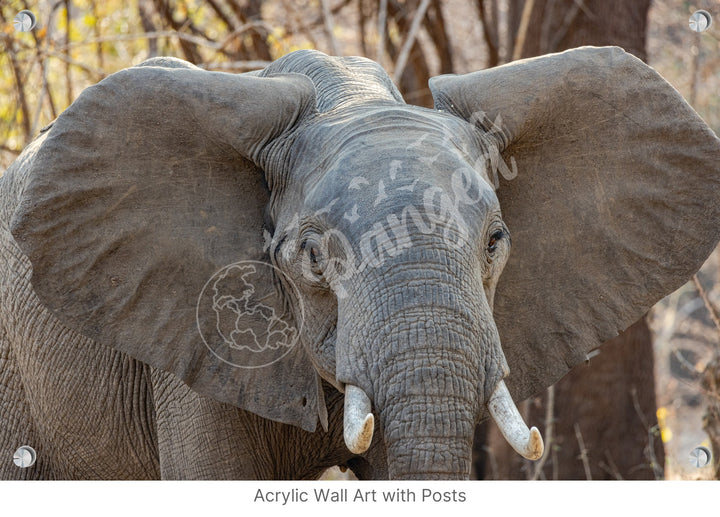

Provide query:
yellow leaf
left=656, top=406, right=667, bottom=422
left=660, top=427, right=672, bottom=443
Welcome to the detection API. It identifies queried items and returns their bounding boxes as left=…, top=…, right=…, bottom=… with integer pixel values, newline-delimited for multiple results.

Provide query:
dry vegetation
left=1, top=0, right=719, bottom=479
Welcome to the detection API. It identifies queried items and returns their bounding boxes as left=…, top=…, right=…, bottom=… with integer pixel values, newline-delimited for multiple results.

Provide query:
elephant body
left=2, top=47, right=720, bottom=479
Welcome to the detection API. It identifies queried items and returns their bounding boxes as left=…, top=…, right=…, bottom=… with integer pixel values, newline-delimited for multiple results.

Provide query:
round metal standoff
left=689, top=446, right=712, bottom=468
left=13, top=446, right=37, bottom=468
left=689, top=10, right=712, bottom=33
left=13, top=10, right=37, bottom=32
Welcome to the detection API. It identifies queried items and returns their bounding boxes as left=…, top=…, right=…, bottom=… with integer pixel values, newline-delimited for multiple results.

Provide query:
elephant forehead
left=300, top=154, right=497, bottom=243
left=320, top=105, right=483, bottom=148
left=293, top=106, right=495, bottom=187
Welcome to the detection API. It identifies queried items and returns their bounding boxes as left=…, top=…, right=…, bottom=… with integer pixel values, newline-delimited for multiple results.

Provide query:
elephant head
left=10, top=47, right=720, bottom=479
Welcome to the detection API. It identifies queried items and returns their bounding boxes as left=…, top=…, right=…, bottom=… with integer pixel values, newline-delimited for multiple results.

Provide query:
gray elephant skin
left=1, top=47, right=719, bottom=480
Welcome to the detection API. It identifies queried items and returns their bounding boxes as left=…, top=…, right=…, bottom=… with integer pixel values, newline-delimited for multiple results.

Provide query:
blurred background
left=1, top=0, right=719, bottom=480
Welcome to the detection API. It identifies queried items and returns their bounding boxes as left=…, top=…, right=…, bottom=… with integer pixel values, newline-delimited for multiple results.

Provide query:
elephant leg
left=2, top=199, right=160, bottom=478
left=0, top=320, right=53, bottom=479
left=150, top=368, right=266, bottom=479
left=4, top=311, right=161, bottom=479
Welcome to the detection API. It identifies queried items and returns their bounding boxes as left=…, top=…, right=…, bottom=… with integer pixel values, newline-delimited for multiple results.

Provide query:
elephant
left=1, top=46, right=720, bottom=480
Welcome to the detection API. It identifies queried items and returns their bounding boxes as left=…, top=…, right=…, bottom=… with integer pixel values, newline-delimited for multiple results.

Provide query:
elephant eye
left=309, top=246, right=319, bottom=264
left=301, top=239, right=323, bottom=273
left=487, top=230, right=504, bottom=253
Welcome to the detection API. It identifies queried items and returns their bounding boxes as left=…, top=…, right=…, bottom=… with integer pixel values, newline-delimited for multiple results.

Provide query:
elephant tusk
left=343, top=384, right=375, bottom=454
left=487, top=380, right=544, bottom=461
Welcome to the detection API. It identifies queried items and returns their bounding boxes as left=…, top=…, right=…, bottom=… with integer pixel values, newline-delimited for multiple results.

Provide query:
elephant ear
left=11, top=58, right=325, bottom=432
left=430, top=46, right=720, bottom=402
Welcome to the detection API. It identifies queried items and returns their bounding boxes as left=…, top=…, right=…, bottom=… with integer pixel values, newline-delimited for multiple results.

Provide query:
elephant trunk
left=335, top=251, right=541, bottom=478
left=352, top=305, right=483, bottom=480
left=379, top=383, right=476, bottom=480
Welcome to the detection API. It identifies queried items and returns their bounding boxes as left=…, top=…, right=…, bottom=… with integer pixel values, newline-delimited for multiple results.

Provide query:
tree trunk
left=515, top=0, right=650, bottom=61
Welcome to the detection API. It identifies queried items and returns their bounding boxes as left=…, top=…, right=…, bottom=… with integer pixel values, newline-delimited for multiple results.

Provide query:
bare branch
left=630, top=386, right=650, bottom=430
left=393, top=0, right=432, bottom=84
left=599, top=451, right=623, bottom=480
left=218, top=22, right=275, bottom=53
left=0, top=32, right=31, bottom=143
left=25, top=0, right=59, bottom=125
left=61, top=30, right=227, bottom=51
left=0, top=144, right=22, bottom=155
left=280, top=0, right=319, bottom=47
left=630, top=387, right=663, bottom=479
left=357, top=0, right=368, bottom=56
left=539, top=0, right=557, bottom=55
left=423, top=0, right=453, bottom=74
left=547, top=0, right=586, bottom=53
left=320, top=0, right=340, bottom=55
left=204, top=0, right=236, bottom=30
left=529, top=385, right=554, bottom=480
left=152, top=0, right=203, bottom=63
left=64, top=0, right=73, bottom=106
left=512, top=0, right=535, bottom=61
left=693, top=274, right=720, bottom=336
left=477, top=0, right=499, bottom=67
left=43, top=49, right=107, bottom=78
left=377, top=0, right=388, bottom=65
left=138, top=0, right=159, bottom=59
left=645, top=425, right=664, bottom=480
left=505, top=0, right=525, bottom=61
left=226, top=0, right=271, bottom=61
left=574, top=422, right=592, bottom=480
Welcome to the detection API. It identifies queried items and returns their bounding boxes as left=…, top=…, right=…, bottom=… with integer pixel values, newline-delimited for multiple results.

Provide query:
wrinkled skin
left=2, top=48, right=720, bottom=479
